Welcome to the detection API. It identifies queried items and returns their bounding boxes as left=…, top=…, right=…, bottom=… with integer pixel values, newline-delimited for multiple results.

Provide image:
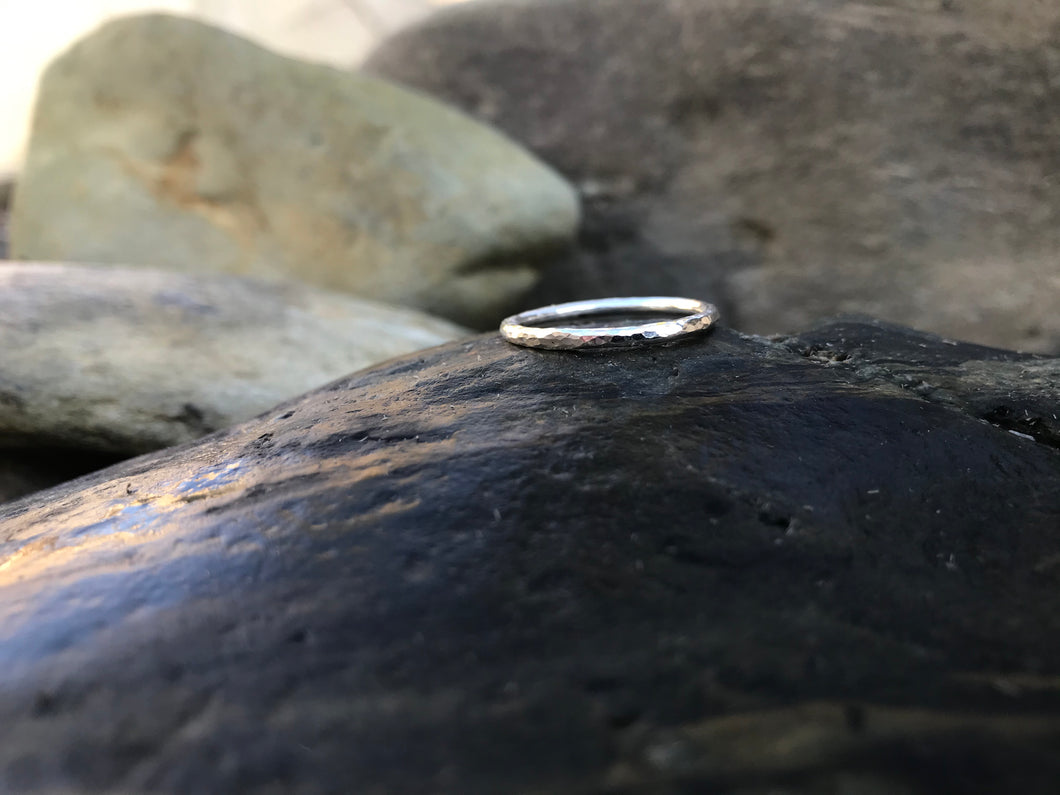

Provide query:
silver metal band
left=499, top=296, right=720, bottom=350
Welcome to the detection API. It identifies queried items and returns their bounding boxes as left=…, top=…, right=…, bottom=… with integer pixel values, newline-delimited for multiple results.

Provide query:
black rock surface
left=1, top=320, right=1058, bottom=793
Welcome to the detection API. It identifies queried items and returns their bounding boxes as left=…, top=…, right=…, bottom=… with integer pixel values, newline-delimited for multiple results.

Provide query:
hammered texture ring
left=500, top=296, right=719, bottom=350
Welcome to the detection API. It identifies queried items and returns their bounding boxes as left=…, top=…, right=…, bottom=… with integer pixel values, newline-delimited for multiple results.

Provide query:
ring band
left=500, top=296, right=720, bottom=350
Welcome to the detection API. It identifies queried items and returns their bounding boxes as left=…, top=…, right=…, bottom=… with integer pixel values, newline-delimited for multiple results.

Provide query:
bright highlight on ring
left=499, top=296, right=719, bottom=350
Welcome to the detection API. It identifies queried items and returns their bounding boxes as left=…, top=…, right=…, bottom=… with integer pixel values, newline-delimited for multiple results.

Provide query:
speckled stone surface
left=0, top=319, right=1058, bottom=793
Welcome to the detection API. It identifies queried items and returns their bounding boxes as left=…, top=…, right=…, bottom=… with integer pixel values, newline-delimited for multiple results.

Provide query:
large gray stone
left=0, top=262, right=467, bottom=456
left=366, top=0, right=1060, bottom=352
left=0, top=318, right=1058, bottom=792
left=10, top=13, right=579, bottom=327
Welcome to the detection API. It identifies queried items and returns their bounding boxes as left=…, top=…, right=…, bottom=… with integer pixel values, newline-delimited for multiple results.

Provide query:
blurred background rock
left=0, top=0, right=478, bottom=175
left=7, top=12, right=576, bottom=328
left=366, top=0, right=1060, bottom=353
left=0, top=177, right=10, bottom=259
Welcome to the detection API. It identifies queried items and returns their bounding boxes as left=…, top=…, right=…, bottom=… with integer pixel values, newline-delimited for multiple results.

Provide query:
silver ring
left=500, top=296, right=720, bottom=350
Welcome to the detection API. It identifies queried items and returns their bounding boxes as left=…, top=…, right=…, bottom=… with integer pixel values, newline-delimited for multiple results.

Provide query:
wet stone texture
left=0, top=320, right=1059, bottom=793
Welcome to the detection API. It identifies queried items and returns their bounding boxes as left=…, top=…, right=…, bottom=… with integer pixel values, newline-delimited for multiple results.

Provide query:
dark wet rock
left=366, top=0, right=1060, bottom=352
left=785, top=317, right=1060, bottom=447
left=0, top=320, right=1058, bottom=793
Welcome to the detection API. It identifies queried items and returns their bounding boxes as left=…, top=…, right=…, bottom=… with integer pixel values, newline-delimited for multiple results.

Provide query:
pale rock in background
left=0, top=262, right=469, bottom=456
left=9, top=14, right=578, bottom=327
left=0, top=0, right=476, bottom=174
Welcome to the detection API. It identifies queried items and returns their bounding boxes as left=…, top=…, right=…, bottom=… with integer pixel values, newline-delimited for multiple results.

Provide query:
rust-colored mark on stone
left=141, top=131, right=266, bottom=263
left=155, top=131, right=201, bottom=205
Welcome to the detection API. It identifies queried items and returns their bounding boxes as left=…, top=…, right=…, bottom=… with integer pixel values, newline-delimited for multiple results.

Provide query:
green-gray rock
left=0, top=263, right=468, bottom=455
left=9, top=14, right=579, bottom=327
